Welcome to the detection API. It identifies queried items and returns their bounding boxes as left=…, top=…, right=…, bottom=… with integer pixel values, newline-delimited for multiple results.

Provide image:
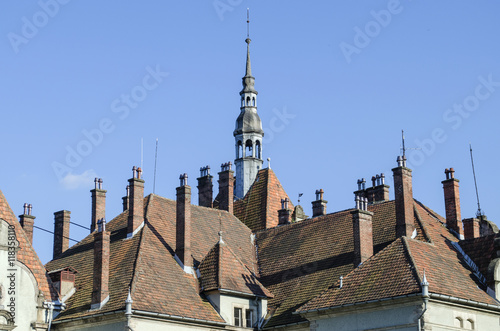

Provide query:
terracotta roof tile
left=198, top=240, right=273, bottom=298
left=46, top=193, right=257, bottom=324
left=0, top=189, right=55, bottom=301
left=234, top=168, right=292, bottom=232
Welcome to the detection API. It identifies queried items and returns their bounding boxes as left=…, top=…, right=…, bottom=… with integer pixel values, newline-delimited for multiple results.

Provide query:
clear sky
left=1, top=1, right=500, bottom=263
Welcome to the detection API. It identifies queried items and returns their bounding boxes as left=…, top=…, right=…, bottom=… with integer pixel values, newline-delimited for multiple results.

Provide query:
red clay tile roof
left=459, top=234, right=497, bottom=279
left=198, top=239, right=273, bottom=298
left=297, top=237, right=421, bottom=312
left=0, top=188, right=55, bottom=301
left=295, top=200, right=499, bottom=315
left=46, top=193, right=257, bottom=324
left=234, top=168, right=293, bottom=232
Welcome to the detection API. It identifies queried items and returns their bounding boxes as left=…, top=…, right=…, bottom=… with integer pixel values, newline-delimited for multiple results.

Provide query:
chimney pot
left=312, top=189, right=327, bottom=217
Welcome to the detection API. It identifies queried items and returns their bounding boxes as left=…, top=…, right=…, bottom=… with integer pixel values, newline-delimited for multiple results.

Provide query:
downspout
left=418, top=271, right=429, bottom=331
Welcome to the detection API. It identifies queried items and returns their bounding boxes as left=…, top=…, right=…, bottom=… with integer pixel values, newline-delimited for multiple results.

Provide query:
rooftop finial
left=246, top=8, right=250, bottom=40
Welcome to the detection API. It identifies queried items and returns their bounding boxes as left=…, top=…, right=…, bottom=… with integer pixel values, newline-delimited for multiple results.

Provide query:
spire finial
left=246, top=8, right=250, bottom=40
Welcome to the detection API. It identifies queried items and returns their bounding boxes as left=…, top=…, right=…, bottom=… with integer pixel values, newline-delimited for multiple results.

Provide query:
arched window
left=241, top=97, right=245, bottom=107
left=246, top=96, right=251, bottom=106
left=245, top=140, right=253, bottom=157
left=465, top=319, right=474, bottom=330
left=237, top=141, right=243, bottom=158
left=255, top=140, right=261, bottom=159
left=252, top=97, right=256, bottom=106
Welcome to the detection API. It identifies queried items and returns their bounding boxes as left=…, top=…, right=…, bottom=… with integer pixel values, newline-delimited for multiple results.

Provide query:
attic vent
left=61, top=270, right=75, bottom=282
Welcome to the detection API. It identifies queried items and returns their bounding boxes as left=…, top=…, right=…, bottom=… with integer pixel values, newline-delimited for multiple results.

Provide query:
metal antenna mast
left=469, top=143, right=483, bottom=216
left=153, top=138, right=158, bottom=194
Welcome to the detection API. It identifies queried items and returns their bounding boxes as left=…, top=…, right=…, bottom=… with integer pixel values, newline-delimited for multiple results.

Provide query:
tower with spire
left=234, top=10, right=264, bottom=200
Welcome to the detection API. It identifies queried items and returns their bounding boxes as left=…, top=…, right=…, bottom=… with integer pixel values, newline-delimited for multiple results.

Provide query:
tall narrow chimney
left=19, top=203, right=35, bottom=244
left=127, top=167, right=144, bottom=238
left=176, top=173, right=192, bottom=271
left=53, top=210, right=71, bottom=259
left=122, top=185, right=130, bottom=212
left=442, top=168, right=464, bottom=239
left=197, top=166, right=213, bottom=208
left=392, top=156, right=414, bottom=237
left=463, top=218, right=480, bottom=239
left=91, top=218, right=110, bottom=310
left=91, top=178, right=106, bottom=233
left=312, top=189, right=327, bottom=217
left=218, top=162, right=234, bottom=214
left=352, top=195, right=373, bottom=267
left=278, top=198, right=292, bottom=225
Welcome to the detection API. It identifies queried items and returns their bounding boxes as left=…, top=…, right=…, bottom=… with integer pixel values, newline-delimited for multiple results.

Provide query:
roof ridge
left=128, top=198, right=149, bottom=303
left=413, top=203, right=432, bottom=244
left=401, top=236, right=423, bottom=288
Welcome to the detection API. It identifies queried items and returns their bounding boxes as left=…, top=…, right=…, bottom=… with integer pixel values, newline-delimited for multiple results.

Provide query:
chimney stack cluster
left=352, top=183, right=374, bottom=267
left=311, top=189, right=327, bottom=217
left=278, top=198, right=292, bottom=225
left=197, top=166, right=213, bottom=208
left=354, top=173, right=390, bottom=205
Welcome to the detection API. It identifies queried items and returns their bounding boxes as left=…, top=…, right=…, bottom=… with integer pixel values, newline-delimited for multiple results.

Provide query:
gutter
left=263, top=320, right=310, bottom=330
left=52, top=309, right=227, bottom=327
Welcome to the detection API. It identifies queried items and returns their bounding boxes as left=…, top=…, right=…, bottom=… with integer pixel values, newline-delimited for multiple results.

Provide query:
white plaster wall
left=0, top=219, right=46, bottom=330
left=309, top=299, right=500, bottom=331
left=314, top=302, right=419, bottom=331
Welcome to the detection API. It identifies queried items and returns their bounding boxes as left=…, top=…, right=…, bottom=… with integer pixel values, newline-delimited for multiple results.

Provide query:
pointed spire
left=125, top=287, right=133, bottom=315
left=245, top=8, right=252, bottom=77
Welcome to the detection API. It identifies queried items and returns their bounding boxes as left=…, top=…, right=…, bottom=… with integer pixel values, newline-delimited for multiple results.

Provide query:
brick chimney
left=392, top=156, right=414, bottom=237
left=53, top=210, right=71, bottom=259
left=463, top=218, right=480, bottom=239
left=218, top=162, right=234, bottom=214
left=442, top=168, right=464, bottom=239
left=312, top=189, right=327, bottom=217
left=352, top=195, right=373, bottom=267
left=366, top=174, right=390, bottom=203
left=19, top=203, right=35, bottom=244
left=122, top=185, right=130, bottom=212
left=197, top=166, right=213, bottom=208
left=127, top=167, right=144, bottom=238
left=91, top=218, right=110, bottom=309
left=91, top=178, right=106, bottom=233
left=278, top=198, right=292, bottom=225
left=176, top=173, right=192, bottom=271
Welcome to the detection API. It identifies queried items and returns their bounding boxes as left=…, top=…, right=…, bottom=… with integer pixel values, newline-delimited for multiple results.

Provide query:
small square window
left=245, top=309, right=254, bottom=327
left=234, top=307, right=242, bottom=327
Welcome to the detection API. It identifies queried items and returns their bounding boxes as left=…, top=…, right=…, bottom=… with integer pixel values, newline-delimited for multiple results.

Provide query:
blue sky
left=1, top=1, right=500, bottom=263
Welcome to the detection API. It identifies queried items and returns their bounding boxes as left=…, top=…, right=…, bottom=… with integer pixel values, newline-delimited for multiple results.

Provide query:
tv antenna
left=469, top=143, right=483, bottom=217
left=400, top=130, right=421, bottom=157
